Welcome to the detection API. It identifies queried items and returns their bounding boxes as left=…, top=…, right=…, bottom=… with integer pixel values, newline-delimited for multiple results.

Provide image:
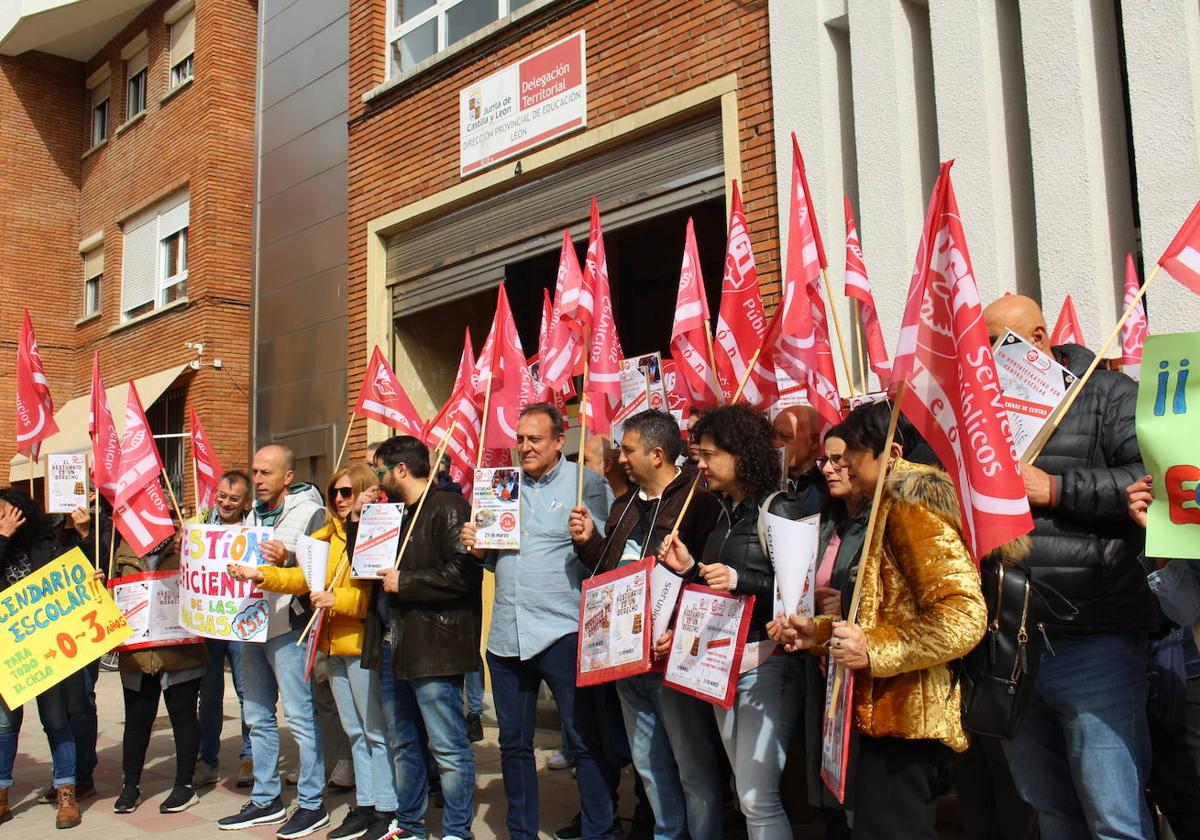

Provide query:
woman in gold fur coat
left=774, top=402, right=992, bottom=839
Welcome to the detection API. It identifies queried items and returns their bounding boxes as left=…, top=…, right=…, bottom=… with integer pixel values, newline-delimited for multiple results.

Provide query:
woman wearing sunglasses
left=230, top=464, right=397, bottom=840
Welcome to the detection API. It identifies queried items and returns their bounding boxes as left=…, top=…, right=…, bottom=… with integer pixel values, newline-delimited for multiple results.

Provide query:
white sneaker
left=328, top=758, right=355, bottom=790
left=546, top=751, right=573, bottom=771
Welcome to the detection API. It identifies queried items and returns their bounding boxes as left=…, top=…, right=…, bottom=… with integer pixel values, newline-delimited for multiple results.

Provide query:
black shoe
left=364, top=812, right=411, bottom=840
left=160, top=785, right=199, bottom=813
left=328, top=806, right=375, bottom=840
left=218, top=797, right=287, bottom=830
left=554, top=814, right=582, bottom=840
left=276, top=806, right=330, bottom=839
left=466, top=712, right=484, bottom=743
left=113, top=784, right=141, bottom=814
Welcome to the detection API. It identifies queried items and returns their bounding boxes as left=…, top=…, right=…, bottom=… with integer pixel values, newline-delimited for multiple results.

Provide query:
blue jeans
left=616, top=673, right=688, bottom=840
left=488, top=633, right=613, bottom=840
left=465, top=667, right=484, bottom=716
left=241, top=629, right=326, bottom=809
left=390, top=672, right=476, bottom=838
left=326, top=654, right=397, bottom=811
left=199, top=638, right=251, bottom=767
left=1002, top=633, right=1153, bottom=840
left=714, top=655, right=802, bottom=840
left=63, top=664, right=98, bottom=784
left=0, top=680, right=76, bottom=788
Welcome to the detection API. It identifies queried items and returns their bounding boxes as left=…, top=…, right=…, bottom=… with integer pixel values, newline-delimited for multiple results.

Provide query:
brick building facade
left=0, top=0, right=256, bottom=509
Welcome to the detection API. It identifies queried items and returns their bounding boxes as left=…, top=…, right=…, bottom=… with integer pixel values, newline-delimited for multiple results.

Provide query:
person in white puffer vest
left=218, top=444, right=329, bottom=839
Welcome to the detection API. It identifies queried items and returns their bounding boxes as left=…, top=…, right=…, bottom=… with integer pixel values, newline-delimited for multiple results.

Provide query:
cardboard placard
left=993, top=330, right=1077, bottom=459
left=471, top=468, right=521, bottom=550
left=351, top=504, right=405, bottom=578
left=663, top=585, right=755, bottom=709
left=178, top=524, right=273, bottom=642
left=0, top=548, right=132, bottom=707
left=47, top=453, right=89, bottom=514
left=110, top=568, right=202, bottom=651
left=577, top=558, right=653, bottom=686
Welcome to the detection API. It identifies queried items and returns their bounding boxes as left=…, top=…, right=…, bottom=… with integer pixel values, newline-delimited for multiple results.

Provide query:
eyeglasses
left=332, top=487, right=354, bottom=500
left=374, top=463, right=400, bottom=480
left=816, top=454, right=847, bottom=471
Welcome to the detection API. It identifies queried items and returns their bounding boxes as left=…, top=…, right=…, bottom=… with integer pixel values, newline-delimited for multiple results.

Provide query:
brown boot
left=0, top=787, right=11, bottom=824
left=55, top=784, right=81, bottom=829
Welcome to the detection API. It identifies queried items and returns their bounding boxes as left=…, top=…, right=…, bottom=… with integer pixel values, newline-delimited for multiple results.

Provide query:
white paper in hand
left=295, top=534, right=330, bottom=591
left=648, top=561, right=685, bottom=642
left=762, top=511, right=820, bottom=617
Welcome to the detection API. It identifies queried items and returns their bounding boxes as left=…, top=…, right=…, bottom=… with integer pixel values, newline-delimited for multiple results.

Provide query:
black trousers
left=852, top=736, right=952, bottom=840
left=952, top=733, right=1039, bottom=839
left=1149, top=677, right=1200, bottom=840
left=122, top=674, right=201, bottom=787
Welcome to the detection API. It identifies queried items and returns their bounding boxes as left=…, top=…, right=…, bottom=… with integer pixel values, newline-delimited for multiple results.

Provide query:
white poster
left=648, top=560, right=685, bottom=642
left=351, top=504, right=405, bottom=579
left=620, top=353, right=668, bottom=412
left=47, top=453, right=88, bottom=514
left=762, top=511, right=820, bottom=619
left=578, top=562, right=649, bottom=679
left=296, top=534, right=330, bottom=591
left=993, top=330, right=1077, bottom=459
left=472, top=467, right=521, bottom=550
left=111, top=569, right=202, bottom=651
left=664, top=585, right=753, bottom=708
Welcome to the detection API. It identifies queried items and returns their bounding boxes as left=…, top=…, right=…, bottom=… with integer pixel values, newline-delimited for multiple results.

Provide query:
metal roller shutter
left=388, top=111, right=724, bottom=316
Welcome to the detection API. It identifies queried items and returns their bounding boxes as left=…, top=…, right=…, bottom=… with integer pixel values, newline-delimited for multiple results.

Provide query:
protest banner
left=762, top=511, right=820, bottom=618
left=296, top=534, right=330, bottom=591
left=471, top=467, right=521, bottom=550
left=663, top=585, right=754, bottom=708
left=351, top=504, right=405, bottom=578
left=577, top=557, right=652, bottom=686
left=993, top=330, right=1077, bottom=459
left=0, top=548, right=131, bottom=708
left=109, top=569, right=202, bottom=651
left=1135, top=333, right=1200, bottom=559
left=178, top=524, right=273, bottom=642
left=46, top=453, right=88, bottom=514
left=821, top=655, right=855, bottom=803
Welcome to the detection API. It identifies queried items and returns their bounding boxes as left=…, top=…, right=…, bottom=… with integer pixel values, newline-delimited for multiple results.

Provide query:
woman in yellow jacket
left=230, top=464, right=397, bottom=840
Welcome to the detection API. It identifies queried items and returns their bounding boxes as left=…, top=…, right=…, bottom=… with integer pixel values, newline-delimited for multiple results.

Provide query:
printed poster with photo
left=110, top=569, right=202, bottom=651
left=472, top=467, right=521, bottom=550
left=576, top=557, right=653, bottom=686
left=821, top=655, right=855, bottom=803
left=993, top=329, right=1077, bottom=459
left=351, top=504, right=405, bottom=578
left=620, top=352, right=668, bottom=412
left=47, top=453, right=89, bottom=514
left=663, top=585, right=755, bottom=709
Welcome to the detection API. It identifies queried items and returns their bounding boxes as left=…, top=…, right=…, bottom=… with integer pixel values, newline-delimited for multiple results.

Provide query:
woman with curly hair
left=660, top=404, right=818, bottom=839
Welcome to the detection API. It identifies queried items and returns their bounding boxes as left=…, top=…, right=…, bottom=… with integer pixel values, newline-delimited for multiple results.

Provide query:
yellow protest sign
left=0, top=548, right=132, bottom=708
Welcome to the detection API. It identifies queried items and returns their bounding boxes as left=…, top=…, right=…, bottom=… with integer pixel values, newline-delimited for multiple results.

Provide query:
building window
left=124, top=41, right=149, bottom=120
left=388, top=0, right=538, bottom=76
left=121, top=191, right=189, bottom=321
left=168, top=5, right=195, bottom=89
left=147, top=385, right=185, bottom=504
left=83, top=246, right=104, bottom=317
left=85, top=64, right=110, bottom=147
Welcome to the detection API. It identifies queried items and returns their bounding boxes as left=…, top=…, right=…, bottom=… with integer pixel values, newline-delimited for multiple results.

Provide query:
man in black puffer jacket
left=984, top=295, right=1158, bottom=840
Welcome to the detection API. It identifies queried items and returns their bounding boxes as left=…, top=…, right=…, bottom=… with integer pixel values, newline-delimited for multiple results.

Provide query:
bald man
left=771, top=405, right=825, bottom=509
left=981, top=295, right=1156, bottom=839
left=583, top=434, right=630, bottom=499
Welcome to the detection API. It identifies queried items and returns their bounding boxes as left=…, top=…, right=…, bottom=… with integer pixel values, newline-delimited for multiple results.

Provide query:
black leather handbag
left=959, top=560, right=1043, bottom=739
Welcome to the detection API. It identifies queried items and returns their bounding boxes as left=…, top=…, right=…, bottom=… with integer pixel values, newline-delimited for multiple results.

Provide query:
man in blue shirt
left=462, top=403, right=613, bottom=839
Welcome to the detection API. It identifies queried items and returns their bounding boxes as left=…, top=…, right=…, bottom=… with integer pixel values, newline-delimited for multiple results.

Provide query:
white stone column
left=1019, top=0, right=1136, bottom=352
left=1119, top=0, right=1200, bottom=337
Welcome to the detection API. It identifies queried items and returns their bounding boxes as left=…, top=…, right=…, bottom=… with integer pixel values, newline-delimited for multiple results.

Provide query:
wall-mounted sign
left=459, top=31, right=586, bottom=177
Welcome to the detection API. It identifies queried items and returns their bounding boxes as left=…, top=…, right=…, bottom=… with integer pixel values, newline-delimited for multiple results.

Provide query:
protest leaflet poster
left=611, top=389, right=649, bottom=444
left=620, top=353, right=668, bottom=412
left=351, top=504, right=405, bottom=578
left=821, top=655, right=855, bottom=803
left=762, top=511, right=820, bottom=619
left=0, top=548, right=132, bottom=707
left=47, top=453, right=88, bottom=514
left=472, top=468, right=521, bottom=550
left=296, top=534, right=330, bottom=590
left=110, top=569, right=202, bottom=651
left=647, top=559, right=685, bottom=673
left=663, top=585, right=755, bottom=709
left=1135, top=333, right=1200, bottom=559
left=993, top=330, right=1077, bottom=459
left=577, top=557, right=652, bottom=686
left=178, top=525, right=273, bottom=643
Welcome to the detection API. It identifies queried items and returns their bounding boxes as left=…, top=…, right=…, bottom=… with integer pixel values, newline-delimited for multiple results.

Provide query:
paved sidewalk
left=3, top=667, right=632, bottom=839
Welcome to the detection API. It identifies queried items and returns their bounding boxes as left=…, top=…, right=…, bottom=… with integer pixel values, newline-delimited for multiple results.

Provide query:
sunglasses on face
left=332, top=487, right=354, bottom=500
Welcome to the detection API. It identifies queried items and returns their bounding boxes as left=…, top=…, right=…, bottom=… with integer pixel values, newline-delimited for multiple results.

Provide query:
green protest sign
left=1135, top=333, right=1200, bottom=559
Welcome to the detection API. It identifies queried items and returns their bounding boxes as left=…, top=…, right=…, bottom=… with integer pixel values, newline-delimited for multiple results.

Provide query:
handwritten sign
left=110, top=569, right=201, bottom=651
left=0, top=548, right=131, bottom=707
left=178, top=524, right=273, bottom=642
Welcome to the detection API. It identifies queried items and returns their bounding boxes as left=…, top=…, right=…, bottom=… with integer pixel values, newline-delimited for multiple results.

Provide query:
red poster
left=821, top=656, right=855, bottom=803
left=576, top=558, right=653, bottom=687
left=304, top=609, right=326, bottom=684
left=662, top=585, right=755, bottom=709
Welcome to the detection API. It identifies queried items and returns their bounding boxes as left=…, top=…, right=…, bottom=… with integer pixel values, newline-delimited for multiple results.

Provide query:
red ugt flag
left=1049, top=294, right=1086, bottom=347
left=583, top=198, right=624, bottom=434
left=423, top=329, right=482, bottom=476
left=89, top=354, right=121, bottom=504
left=844, top=198, right=891, bottom=385
left=1158, top=198, right=1200, bottom=295
left=189, top=405, right=224, bottom=510
left=15, top=310, right=59, bottom=462
left=713, top=182, right=769, bottom=406
left=540, top=230, right=589, bottom=393
left=1121, top=253, right=1148, bottom=369
left=475, top=284, right=529, bottom=448
left=115, top=383, right=164, bottom=508
left=670, top=218, right=721, bottom=408
left=114, top=479, right=176, bottom=558
left=891, top=161, right=1032, bottom=562
left=354, top=346, right=424, bottom=436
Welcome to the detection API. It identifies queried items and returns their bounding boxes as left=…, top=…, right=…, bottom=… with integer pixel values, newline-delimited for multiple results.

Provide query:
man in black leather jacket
left=985, top=295, right=1158, bottom=839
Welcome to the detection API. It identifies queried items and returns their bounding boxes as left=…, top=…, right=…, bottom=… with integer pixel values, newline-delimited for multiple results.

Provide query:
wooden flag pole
left=476, top=371, right=494, bottom=470
left=334, top=412, right=356, bottom=471
left=160, top=467, right=186, bottom=524
left=667, top=472, right=703, bottom=541
left=827, top=381, right=905, bottom=717
left=1023, top=264, right=1162, bottom=465
left=576, top=328, right=592, bottom=506
left=704, top=320, right=723, bottom=405
left=108, top=517, right=118, bottom=580
left=192, top=458, right=200, bottom=516
left=91, top=454, right=101, bottom=571
left=730, top=348, right=762, bottom=404
left=822, top=268, right=860, bottom=398
left=853, top=299, right=868, bottom=390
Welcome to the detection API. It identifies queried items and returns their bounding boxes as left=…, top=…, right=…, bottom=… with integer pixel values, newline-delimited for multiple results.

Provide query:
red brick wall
left=345, top=0, right=777, bottom=457
left=0, top=0, right=258, bottom=509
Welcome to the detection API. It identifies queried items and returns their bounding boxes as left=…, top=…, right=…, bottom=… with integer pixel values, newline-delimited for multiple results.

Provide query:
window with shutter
left=121, top=190, right=190, bottom=320
left=86, top=65, right=111, bottom=147
left=125, top=46, right=148, bottom=119
left=122, top=213, right=157, bottom=318
left=169, top=9, right=195, bottom=87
